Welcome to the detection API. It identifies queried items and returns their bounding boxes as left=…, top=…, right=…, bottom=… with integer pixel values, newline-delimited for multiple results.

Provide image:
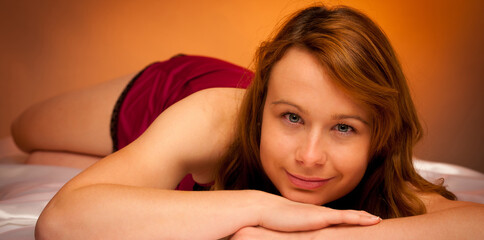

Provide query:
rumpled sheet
left=0, top=164, right=81, bottom=239
left=414, top=159, right=484, bottom=203
left=0, top=160, right=483, bottom=239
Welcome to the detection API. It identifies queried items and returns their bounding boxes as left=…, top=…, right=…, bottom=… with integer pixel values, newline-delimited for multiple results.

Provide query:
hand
left=257, top=193, right=381, bottom=232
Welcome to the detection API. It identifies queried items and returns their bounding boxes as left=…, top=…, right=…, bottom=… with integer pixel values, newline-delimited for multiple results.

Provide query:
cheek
left=331, top=141, right=370, bottom=184
left=259, top=117, right=298, bottom=178
left=260, top=123, right=285, bottom=166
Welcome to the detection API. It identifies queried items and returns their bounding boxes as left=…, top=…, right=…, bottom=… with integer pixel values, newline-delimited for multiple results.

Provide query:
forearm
left=315, top=203, right=484, bottom=239
left=36, top=185, right=262, bottom=240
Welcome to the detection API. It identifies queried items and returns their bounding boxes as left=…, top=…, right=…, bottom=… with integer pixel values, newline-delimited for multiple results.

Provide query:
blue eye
left=284, top=113, right=302, bottom=124
left=334, top=124, right=355, bottom=134
left=337, top=124, right=350, bottom=132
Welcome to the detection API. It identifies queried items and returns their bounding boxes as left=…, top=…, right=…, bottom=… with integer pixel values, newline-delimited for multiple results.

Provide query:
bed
left=1, top=138, right=483, bottom=240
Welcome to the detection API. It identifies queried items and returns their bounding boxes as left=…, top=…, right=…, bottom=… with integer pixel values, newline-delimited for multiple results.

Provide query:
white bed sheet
left=0, top=164, right=81, bottom=239
left=0, top=159, right=483, bottom=240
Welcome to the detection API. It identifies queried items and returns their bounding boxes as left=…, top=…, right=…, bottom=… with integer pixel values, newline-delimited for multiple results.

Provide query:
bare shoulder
left=63, top=87, right=246, bottom=191
left=414, top=189, right=482, bottom=213
left=174, top=88, right=246, bottom=182
left=186, top=87, right=246, bottom=119
left=139, top=87, right=246, bottom=184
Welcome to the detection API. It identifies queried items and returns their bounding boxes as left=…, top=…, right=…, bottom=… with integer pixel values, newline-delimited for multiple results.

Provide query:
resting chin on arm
left=232, top=195, right=484, bottom=239
left=35, top=88, right=380, bottom=240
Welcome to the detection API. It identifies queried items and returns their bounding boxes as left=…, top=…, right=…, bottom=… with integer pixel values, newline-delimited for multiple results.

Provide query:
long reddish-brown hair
left=213, top=5, right=455, bottom=218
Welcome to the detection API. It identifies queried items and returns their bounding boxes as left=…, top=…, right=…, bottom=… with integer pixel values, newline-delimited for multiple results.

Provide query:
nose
left=295, top=133, right=326, bottom=167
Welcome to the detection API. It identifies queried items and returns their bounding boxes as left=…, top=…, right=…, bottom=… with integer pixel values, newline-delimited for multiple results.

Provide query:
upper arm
left=62, top=87, right=245, bottom=191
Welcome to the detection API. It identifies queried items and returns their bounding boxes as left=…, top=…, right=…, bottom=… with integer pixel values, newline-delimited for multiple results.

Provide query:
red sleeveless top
left=112, top=55, right=253, bottom=190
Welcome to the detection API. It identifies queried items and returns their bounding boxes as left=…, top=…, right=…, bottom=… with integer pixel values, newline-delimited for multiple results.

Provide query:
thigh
left=26, top=151, right=101, bottom=169
left=11, top=73, right=135, bottom=156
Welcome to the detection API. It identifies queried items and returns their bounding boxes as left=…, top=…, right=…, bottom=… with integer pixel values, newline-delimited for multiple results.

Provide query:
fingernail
left=372, top=216, right=382, bottom=222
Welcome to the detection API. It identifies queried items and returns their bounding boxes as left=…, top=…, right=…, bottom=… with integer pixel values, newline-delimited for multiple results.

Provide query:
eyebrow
left=331, top=114, right=370, bottom=126
left=271, top=100, right=369, bottom=125
left=271, top=100, right=308, bottom=114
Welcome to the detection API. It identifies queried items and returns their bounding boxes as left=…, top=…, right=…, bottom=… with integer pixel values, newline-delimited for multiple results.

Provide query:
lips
left=286, top=171, right=332, bottom=190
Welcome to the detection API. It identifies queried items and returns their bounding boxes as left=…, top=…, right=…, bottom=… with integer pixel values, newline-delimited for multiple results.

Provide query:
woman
left=12, top=5, right=483, bottom=239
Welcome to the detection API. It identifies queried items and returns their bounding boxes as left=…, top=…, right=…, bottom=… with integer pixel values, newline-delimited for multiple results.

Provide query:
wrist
left=243, top=189, right=275, bottom=226
left=246, top=189, right=289, bottom=228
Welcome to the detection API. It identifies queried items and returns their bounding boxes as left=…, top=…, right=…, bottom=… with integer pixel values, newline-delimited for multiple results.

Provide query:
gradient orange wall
left=1, top=0, right=483, bottom=172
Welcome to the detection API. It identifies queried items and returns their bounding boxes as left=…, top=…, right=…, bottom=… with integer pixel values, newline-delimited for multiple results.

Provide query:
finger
left=322, top=209, right=381, bottom=226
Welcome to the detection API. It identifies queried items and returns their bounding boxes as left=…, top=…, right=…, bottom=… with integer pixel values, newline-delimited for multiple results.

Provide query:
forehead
left=268, top=47, right=327, bottom=93
left=267, top=47, right=369, bottom=120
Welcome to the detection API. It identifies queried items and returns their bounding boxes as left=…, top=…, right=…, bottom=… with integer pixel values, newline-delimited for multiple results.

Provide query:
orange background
left=1, top=0, right=483, bottom=172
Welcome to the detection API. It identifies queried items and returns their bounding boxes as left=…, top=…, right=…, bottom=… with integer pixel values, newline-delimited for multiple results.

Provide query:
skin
left=260, top=47, right=371, bottom=206
left=21, top=84, right=378, bottom=240
left=11, top=72, right=135, bottom=156
left=230, top=48, right=484, bottom=239
left=12, top=48, right=484, bottom=239
left=232, top=199, right=484, bottom=240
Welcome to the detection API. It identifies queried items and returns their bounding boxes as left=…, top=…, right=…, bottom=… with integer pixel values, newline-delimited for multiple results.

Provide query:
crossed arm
left=33, top=88, right=379, bottom=239
left=232, top=199, right=484, bottom=239
left=31, top=88, right=484, bottom=239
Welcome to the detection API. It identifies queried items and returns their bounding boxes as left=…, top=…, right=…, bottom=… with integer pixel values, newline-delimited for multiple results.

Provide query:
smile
left=286, top=171, right=332, bottom=190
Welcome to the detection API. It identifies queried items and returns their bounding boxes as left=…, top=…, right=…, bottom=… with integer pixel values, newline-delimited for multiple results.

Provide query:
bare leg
left=0, top=136, right=28, bottom=164
left=11, top=73, right=135, bottom=158
left=26, top=151, right=100, bottom=170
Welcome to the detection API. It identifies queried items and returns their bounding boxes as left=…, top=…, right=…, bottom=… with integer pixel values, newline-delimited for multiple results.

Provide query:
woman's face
left=259, top=47, right=371, bottom=205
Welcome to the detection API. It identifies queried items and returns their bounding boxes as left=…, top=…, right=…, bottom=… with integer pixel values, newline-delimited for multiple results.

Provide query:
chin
left=282, top=189, right=330, bottom=205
